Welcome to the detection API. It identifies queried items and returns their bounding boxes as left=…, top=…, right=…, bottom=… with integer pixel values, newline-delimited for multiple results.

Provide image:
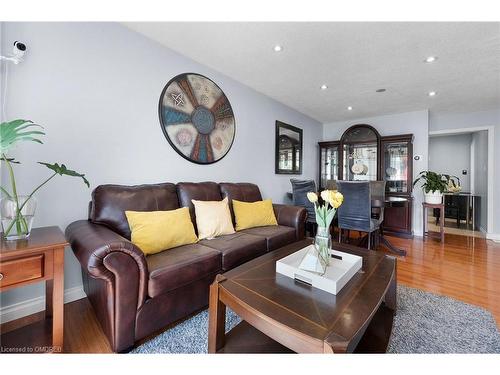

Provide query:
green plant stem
left=3, top=172, right=58, bottom=235
left=0, top=186, right=12, bottom=199
left=1, top=153, right=26, bottom=235
left=18, top=172, right=57, bottom=213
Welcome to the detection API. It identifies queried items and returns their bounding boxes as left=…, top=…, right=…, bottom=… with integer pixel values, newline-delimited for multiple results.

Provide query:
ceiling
left=124, top=22, right=500, bottom=123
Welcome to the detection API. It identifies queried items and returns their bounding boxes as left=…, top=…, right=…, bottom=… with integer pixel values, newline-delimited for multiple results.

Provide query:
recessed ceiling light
left=320, top=84, right=328, bottom=90
left=424, top=56, right=437, bottom=63
left=428, top=91, right=437, bottom=97
left=376, top=88, right=386, bottom=93
left=273, top=45, right=283, bottom=52
left=347, top=106, right=353, bottom=111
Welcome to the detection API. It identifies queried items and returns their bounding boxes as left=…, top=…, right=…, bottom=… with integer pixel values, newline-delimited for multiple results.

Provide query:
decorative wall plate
left=158, top=73, right=235, bottom=164
left=351, top=163, right=365, bottom=175
left=386, top=166, right=397, bottom=177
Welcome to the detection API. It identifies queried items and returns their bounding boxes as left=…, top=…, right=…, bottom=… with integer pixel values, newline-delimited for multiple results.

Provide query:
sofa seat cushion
left=241, top=225, right=296, bottom=251
left=146, top=243, right=221, bottom=298
left=200, top=232, right=267, bottom=271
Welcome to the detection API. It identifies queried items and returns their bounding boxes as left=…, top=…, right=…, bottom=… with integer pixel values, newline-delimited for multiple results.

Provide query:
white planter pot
left=424, top=191, right=443, bottom=204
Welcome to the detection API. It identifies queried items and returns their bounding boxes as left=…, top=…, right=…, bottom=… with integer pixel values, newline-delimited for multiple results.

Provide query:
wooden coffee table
left=208, top=238, right=396, bottom=354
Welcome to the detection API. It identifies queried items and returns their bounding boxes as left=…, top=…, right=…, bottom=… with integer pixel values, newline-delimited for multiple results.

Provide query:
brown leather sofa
left=66, top=182, right=307, bottom=352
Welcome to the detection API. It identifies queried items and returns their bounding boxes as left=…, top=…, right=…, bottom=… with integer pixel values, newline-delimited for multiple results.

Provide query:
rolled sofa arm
left=273, top=204, right=307, bottom=240
left=65, top=220, right=149, bottom=352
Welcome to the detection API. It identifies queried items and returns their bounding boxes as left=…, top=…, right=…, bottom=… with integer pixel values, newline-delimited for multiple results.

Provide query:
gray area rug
left=131, top=285, right=500, bottom=354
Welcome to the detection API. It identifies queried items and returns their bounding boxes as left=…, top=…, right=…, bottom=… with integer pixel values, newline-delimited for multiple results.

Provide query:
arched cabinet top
left=340, top=124, right=381, bottom=144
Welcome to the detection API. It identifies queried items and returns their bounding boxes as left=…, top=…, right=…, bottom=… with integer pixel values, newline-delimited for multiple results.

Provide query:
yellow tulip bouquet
left=307, top=190, right=343, bottom=228
left=306, top=190, right=343, bottom=267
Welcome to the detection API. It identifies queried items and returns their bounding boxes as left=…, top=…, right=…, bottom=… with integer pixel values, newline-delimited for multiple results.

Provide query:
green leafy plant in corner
left=1, top=119, right=89, bottom=238
left=413, top=170, right=460, bottom=194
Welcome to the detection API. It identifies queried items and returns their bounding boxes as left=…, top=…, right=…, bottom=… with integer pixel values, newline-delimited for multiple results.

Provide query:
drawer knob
left=0, top=273, right=3, bottom=281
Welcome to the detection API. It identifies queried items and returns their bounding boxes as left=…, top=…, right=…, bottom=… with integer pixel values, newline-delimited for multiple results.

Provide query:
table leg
left=45, top=279, right=53, bottom=319
left=440, top=204, right=445, bottom=242
left=52, top=247, right=64, bottom=352
left=423, top=205, right=426, bottom=237
left=379, top=235, right=407, bottom=256
left=208, top=275, right=227, bottom=353
left=471, top=196, right=475, bottom=231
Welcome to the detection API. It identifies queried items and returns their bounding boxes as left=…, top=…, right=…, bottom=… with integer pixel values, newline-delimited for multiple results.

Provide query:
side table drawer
left=0, top=254, right=44, bottom=288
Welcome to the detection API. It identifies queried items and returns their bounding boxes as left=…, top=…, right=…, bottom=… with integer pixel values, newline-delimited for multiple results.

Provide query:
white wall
left=429, top=134, right=471, bottom=192
left=0, top=22, right=322, bottom=316
left=429, top=109, right=499, bottom=235
left=471, top=130, right=488, bottom=232
left=323, top=110, right=429, bottom=236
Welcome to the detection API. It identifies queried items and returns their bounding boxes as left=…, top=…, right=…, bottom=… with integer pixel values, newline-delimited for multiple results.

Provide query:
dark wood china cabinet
left=319, top=124, right=414, bottom=237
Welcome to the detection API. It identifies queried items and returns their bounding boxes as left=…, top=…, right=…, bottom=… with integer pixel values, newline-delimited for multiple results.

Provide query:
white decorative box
left=276, top=245, right=363, bottom=295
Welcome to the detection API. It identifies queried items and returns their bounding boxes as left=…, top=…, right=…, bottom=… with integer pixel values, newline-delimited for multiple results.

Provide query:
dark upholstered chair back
left=337, top=181, right=372, bottom=232
left=370, top=181, right=386, bottom=199
left=369, top=181, right=386, bottom=223
left=290, top=179, right=316, bottom=222
left=90, top=183, right=179, bottom=239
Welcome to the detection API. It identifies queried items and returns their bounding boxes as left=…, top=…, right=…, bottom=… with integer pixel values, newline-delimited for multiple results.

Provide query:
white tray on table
left=276, top=245, right=363, bottom=295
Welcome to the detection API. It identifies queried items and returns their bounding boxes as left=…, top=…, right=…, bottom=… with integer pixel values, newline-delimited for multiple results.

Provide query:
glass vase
left=1, top=195, right=37, bottom=240
left=314, top=226, right=331, bottom=266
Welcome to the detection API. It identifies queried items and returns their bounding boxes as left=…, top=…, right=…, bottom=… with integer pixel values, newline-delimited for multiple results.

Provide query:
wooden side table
left=422, top=202, right=444, bottom=242
left=0, top=226, right=67, bottom=353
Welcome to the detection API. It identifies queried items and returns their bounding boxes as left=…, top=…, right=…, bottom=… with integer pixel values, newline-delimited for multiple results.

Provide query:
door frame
left=428, top=126, right=494, bottom=237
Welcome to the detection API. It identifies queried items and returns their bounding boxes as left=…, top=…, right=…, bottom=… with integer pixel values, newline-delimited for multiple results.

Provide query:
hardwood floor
left=1, top=232, right=499, bottom=353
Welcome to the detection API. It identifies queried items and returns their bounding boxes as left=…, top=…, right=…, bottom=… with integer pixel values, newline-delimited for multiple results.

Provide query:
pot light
left=273, top=45, right=283, bottom=52
left=347, top=106, right=353, bottom=111
left=424, top=56, right=437, bottom=63
left=428, top=91, right=437, bottom=97
left=320, top=84, right=328, bottom=90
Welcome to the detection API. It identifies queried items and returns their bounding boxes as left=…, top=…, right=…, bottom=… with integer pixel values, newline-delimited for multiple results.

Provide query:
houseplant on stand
left=413, top=171, right=460, bottom=204
left=307, top=190, right=343, bottom=267
left=1, top=119, right=89, bottom=240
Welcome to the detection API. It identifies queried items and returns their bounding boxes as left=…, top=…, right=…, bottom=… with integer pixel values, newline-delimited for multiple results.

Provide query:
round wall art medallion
left=158, top=73, right=236, bottom=164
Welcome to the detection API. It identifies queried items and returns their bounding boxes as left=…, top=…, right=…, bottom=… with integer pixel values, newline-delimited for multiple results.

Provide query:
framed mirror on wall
left=275, top=121, right=303, bottom=174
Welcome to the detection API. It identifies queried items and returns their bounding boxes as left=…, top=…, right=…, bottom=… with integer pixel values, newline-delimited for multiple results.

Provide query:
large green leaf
left=0, top=119, right=45, bottom=152
left=38, top=162, right=90, bottom=187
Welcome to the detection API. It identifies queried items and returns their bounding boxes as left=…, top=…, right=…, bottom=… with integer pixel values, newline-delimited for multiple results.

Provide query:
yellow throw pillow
left=232, top=199, right=278, bottom=231
left=192, top=197, right=235, bottom=240
left=125, top=207, right=198, bottom=255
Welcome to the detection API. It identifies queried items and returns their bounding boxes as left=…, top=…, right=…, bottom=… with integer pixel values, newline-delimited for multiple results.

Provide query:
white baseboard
left=0, top=286, right=87, bottom=324
left=486, top=232, right=500, bottom=243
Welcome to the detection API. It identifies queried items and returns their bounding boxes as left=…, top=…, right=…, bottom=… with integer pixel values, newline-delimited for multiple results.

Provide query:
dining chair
left=325, top=179, right=338, bottom=190
left=337, top=181, right=380, bottom=250
left=370, top=180, right=386, bottom=221
left=290, top=179, right=317, bottom=236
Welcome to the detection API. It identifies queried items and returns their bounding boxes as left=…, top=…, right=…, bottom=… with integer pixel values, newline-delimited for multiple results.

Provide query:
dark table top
left=0, top=226, right=67, bottom=258
left=220, top=239, right=396, bottom=351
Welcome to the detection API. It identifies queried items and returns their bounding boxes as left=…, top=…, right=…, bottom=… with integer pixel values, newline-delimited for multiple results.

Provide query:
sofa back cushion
left=177, top=182, right=222, bottom=229
left=219, top=183, right=263, bottom=223
left=90, top=183, right=179, bottom=239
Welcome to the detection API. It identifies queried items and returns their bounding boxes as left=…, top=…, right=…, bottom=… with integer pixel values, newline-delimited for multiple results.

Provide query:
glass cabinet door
left=320, top=145, right=338, bottom=189
left=340, top=125, right=379, bottom=181
left=343, top=143, right=378, bottom=181
left=383, top=142, right=409, bottom=193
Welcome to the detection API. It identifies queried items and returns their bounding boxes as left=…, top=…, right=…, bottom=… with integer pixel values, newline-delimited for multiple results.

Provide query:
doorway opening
left=428, top=126, right=494, bottom=238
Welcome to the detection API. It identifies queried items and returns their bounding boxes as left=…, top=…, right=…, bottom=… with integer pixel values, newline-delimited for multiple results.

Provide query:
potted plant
left=1, top=119, right=89, bottom=240
left=413, top=171, right=460, bottom=204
